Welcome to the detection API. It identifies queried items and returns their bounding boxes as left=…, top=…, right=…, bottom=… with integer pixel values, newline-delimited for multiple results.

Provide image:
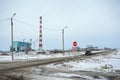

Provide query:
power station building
left=12, top=41, right=31, bottom=52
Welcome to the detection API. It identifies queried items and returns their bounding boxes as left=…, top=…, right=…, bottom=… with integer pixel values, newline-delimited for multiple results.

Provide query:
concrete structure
left=37, top=16, right=46, bottom=53
left=12, top=41, right=31, bottom=52
left=39, top=16, right=43, bottom=50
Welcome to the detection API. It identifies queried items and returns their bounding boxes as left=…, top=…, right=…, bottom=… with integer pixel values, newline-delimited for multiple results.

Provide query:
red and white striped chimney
left=39, top=16, right=43, bottom=50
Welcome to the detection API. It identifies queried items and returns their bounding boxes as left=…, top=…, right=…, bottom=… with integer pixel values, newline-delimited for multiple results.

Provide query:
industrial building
left=12, top=41, right=31, bottom=52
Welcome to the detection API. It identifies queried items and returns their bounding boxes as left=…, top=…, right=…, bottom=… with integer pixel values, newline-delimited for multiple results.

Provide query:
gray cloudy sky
left=0, top=0, right=120, bottom=51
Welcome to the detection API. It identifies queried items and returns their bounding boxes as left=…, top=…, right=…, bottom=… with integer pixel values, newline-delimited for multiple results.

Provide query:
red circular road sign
left=73, top=41, right=77, bottom=46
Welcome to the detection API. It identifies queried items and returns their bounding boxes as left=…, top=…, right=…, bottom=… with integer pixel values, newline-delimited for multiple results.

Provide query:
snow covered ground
left=47, top=50, right=120, bottom=73
left=10, top=50, right=119, bottom=80
left=1, top=50, right=120, bottom=80
left=0, top=51, right=84, bottom=61
left=0, top=50, right=106, bottom=62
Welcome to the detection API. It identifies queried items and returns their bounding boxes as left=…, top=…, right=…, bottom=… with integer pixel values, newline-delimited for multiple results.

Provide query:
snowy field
left=0, top=51, right=83, bottom=61
left=0, top=50, right=105, bottom=62
left=1, top=50, right=120, bottom=80
left=2, top=50, right=119, bottom=80
left=30, top=50, right=119, bottom=80
left=47, top=50, right=120, bottom=73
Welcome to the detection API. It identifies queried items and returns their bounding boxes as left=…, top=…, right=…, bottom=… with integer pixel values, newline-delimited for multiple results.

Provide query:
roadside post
left=72, top=41, right=78, bottom=56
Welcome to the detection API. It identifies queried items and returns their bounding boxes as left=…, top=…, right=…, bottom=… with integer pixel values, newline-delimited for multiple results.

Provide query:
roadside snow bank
left=0, top=51, right=84, bottom=62
left=47, top=50, right=120, bottom=73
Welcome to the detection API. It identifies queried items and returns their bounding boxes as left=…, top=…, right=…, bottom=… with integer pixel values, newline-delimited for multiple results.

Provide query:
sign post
left=72, top=41, right=78, bottom=51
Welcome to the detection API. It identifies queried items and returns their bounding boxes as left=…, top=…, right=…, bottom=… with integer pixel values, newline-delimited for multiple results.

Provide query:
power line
left=0, top=18, right=65, bottom=31
left=14, top=19, right=61, bottom=30
left=14, top=19, right=38, bottom=28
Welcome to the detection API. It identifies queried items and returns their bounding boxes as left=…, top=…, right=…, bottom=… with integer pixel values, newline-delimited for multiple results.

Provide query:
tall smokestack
left=39, top=16, right=43, bottom=50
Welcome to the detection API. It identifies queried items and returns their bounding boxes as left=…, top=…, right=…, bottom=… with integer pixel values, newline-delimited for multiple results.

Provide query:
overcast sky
left=0, top=0, right=120, bottom=51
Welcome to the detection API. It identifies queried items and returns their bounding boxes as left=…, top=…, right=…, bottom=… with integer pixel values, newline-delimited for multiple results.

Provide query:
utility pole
left=62, top=26, right=67, bottom=54
left=11, top=13, right=16, bottom=60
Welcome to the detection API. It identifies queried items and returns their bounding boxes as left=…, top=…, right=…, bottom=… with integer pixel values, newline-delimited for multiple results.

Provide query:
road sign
left=73, top=41, right=77, bottom=46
